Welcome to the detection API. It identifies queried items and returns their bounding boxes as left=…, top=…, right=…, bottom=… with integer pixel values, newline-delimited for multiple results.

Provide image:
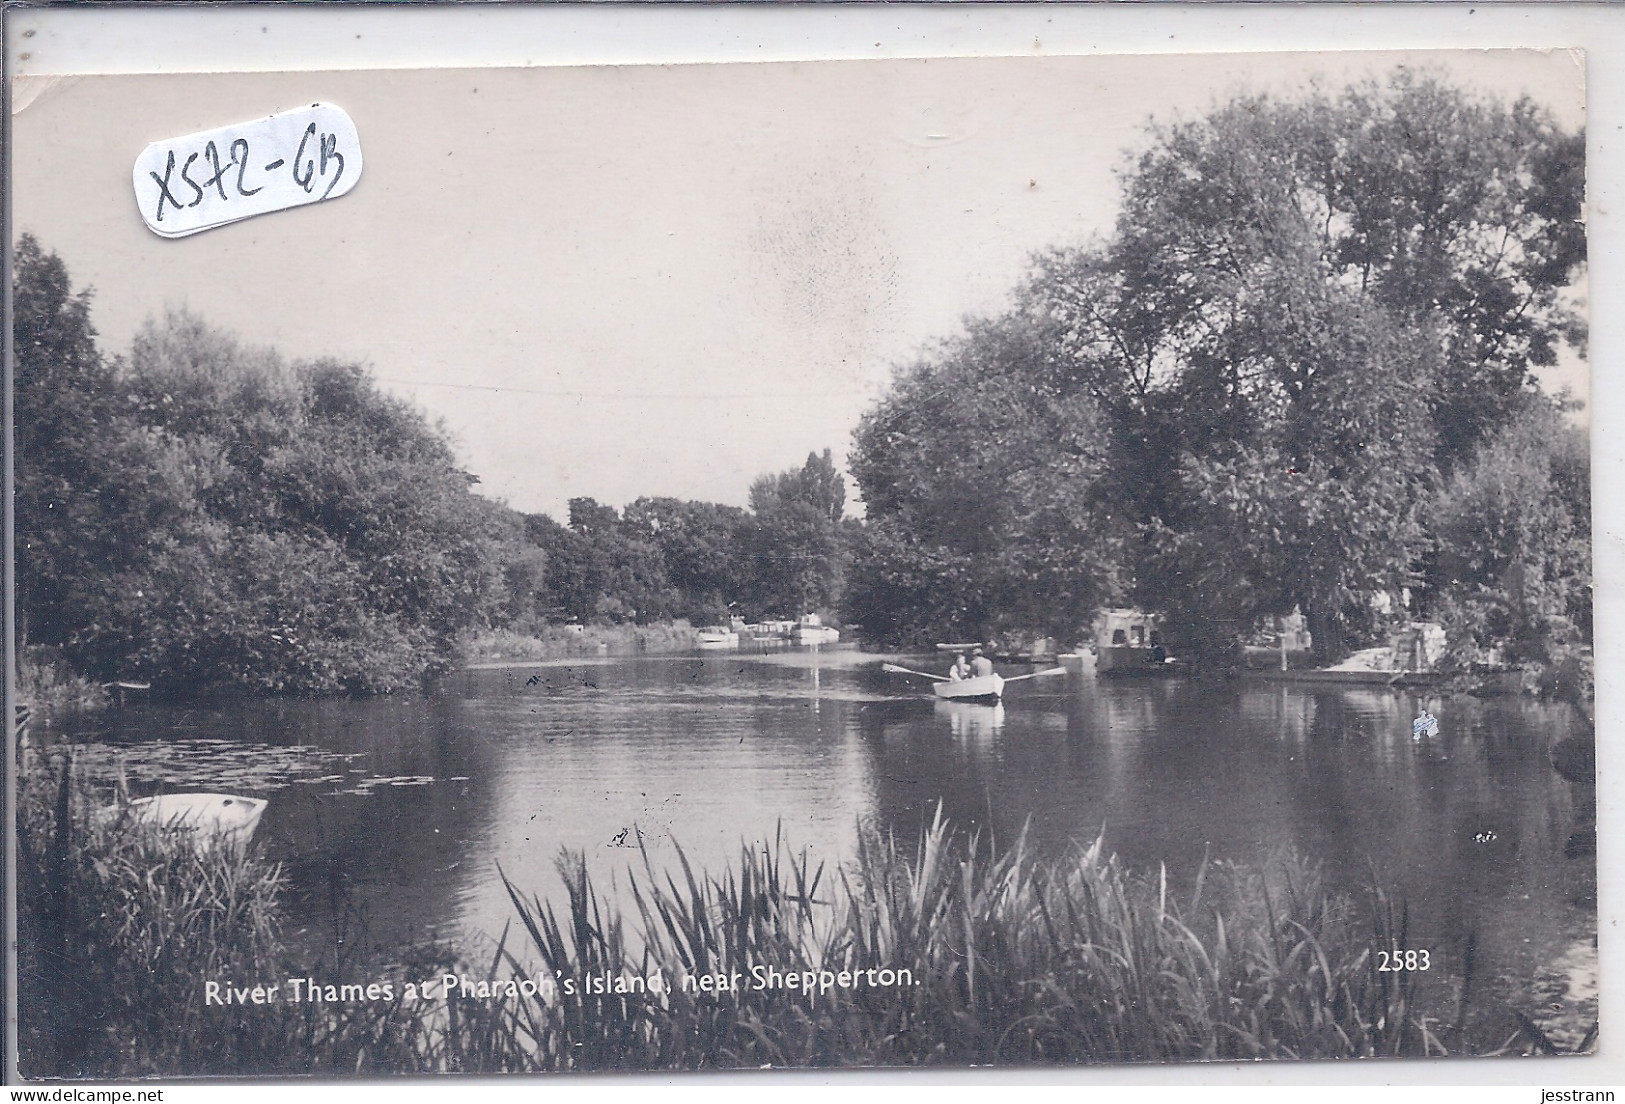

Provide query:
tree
left=15, top=286, right=514, bottom=694
left=749, top=448, right=846, bottom=525
left=537, top=498, right=673, bottom=623
left=847, top=69, right=1585, bottom=662
left=847, top=312, right=1125, bottom=646
left=622, top=496, right=752, bottom=623
left=746, top=451, right=849, bottom=617
left=12, top=234, right=127, bottom=647
left=1020, top=69, right=1585, bottom=661
left=1431, top=403, right=1590, bottom=668
left=1054, top=70, right=1585, bottom=464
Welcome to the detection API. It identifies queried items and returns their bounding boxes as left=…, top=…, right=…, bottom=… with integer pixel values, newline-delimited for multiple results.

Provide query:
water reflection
left=41, top=654, right=1588, bottom=1011
left=934, top=700, right=1004, bottom=740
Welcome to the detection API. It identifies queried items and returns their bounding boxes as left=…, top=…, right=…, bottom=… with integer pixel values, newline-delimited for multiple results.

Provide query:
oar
left=1000, top=667, right=1069, bottom=683
left=882, top=662, right=950, bottom=682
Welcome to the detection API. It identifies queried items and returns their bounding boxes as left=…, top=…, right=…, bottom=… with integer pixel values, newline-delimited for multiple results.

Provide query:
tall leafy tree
left=622, top=496, right=751, bottom=623
left=851, top=69, right=1585, bottom=662
left=13, top=264, right=513, bottom=694
left=1023, top=70, right=1584, bottom=660
left=746, top=450, right=849, bottom=618
left=847, top=312, right=1125, bottom=646
left=12, top=234, right=128, bottom=647
left=537, top=498, right=673, bottom=623
left=1430, top=404, right=1590, bottom=668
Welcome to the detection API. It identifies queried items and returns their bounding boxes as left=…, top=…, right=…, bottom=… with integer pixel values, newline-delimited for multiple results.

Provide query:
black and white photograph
left=5, top=31, right=1599, bottom=1081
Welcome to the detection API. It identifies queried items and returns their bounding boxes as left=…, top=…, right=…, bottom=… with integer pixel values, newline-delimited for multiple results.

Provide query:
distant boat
left=792, top=614, right=840, bottom=646
left=743, top=619, right=794, bottom=641
left=123, top=793, right=268, bottom=852
left=696, top=626, right=740, bottom=648
left=1095, top=609, right=1180, bottom=676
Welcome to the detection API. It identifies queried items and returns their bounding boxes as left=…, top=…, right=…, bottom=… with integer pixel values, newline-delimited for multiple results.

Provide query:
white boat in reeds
left=696, top=626, right=740, bottom=648
left=125, top=793, right=268, bottom=852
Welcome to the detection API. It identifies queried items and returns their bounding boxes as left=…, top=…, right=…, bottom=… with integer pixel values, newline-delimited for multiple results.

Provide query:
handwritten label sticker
left=133, top=103, right=363, bottom=238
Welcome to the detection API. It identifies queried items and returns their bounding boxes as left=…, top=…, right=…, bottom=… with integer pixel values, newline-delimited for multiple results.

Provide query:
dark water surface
left=43, top=649, right=1594, bottom=1028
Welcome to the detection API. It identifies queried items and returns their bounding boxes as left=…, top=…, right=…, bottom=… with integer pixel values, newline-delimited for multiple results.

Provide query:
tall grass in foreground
left=17, top=759, right=533, bottom=1078
left=501, top=814, right=1444, bottom=1068
left=22, top=761, right=1476, bottom=1077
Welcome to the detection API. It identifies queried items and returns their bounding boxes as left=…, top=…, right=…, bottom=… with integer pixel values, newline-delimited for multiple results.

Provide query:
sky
left=11, top=49, right=1587, bottom=521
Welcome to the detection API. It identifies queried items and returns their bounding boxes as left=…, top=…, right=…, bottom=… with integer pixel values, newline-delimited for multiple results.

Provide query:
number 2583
left=1376, top=949, right=1430, bottom=971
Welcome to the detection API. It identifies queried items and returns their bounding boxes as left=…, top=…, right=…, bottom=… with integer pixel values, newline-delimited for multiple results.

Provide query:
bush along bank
left=459, top=622, right=702, bottom=666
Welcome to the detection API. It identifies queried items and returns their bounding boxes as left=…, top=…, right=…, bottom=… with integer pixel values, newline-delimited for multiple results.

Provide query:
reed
left=18, top=764, right=1457, bottom=1076
left=15, top=759, right=538, bottom=1077
left=494, top=812, right=1450, bottom=1068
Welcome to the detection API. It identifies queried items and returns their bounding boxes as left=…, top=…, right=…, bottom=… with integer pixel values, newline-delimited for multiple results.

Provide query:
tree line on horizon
left=13, top=68, right=1592, bottom=697
left=512, top=448, right=849, bottom=631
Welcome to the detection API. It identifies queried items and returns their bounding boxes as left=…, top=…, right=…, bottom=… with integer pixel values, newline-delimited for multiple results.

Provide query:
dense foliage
left=14, top=70, right=1591, bottom=690
left=513, top=450, right=850, bottom=628
left=848, top=315, right=1124, bottom=645
left=846, top=70, right=1590, bottom=664
left=15, top=240, right=513, bottom=694
left=13, top=243, right=853, bottom=696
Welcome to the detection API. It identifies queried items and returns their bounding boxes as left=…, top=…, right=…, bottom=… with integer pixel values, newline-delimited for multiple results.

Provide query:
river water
left=43, top=647, right=1596, bottom=1043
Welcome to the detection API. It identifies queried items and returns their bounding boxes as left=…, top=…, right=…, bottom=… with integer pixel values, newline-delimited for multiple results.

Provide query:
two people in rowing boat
left=948, top=648, right=995, bottom=680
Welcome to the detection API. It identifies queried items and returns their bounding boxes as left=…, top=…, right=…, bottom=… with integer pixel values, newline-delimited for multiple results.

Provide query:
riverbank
left=459, top=623, right=702, bottom=667
left=19, top=758, right=1581, bottom=1077
left=15, top=646, right=109, bottom=714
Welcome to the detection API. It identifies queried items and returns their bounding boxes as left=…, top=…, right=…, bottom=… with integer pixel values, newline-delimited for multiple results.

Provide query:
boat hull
left=1097, top=646, right=1181, bottom=675
left=933, top=674, right=1005, bottom=703
left=126, top=793, right=268, bottom=852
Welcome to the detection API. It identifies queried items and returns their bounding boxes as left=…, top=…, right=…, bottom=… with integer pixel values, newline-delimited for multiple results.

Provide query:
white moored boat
left=792, top=614, right=840, bottom=645
left=125, top=793, right=269, bottom=852
left=696, top=626, right=740, bottom=648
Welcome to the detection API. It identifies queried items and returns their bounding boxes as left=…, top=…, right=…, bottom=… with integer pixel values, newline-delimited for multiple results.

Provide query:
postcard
left=6, top=37, right=1600, bottom=1081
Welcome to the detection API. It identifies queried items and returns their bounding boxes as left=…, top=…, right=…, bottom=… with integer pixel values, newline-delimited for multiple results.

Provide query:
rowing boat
left=883, top=662, right=1067, bottom=704
left=932, top=674, right=1005, bottom=704
left=125, top=793, right=269, bottom=852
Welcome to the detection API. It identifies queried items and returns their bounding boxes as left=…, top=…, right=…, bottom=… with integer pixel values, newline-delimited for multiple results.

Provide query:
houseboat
left=1094, top=609, right=1179, bottom=676
left=792, top=613, right=840, bottom=646
left=696, top=625, right=740, bottom=648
